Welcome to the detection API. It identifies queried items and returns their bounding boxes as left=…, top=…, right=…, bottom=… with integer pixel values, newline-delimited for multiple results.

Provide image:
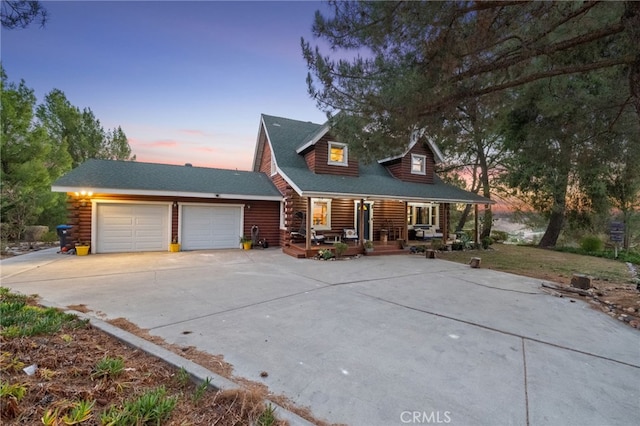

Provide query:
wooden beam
left=305, top=197, right=312, bottom=250
left=358, top=198, right=365, bottom=246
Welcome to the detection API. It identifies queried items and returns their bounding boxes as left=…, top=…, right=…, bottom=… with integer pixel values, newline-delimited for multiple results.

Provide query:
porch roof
left=262, top=114, right=492, bottom=204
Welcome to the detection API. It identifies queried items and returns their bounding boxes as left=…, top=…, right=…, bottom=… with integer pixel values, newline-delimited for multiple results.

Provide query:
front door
left=355, top=201, right=373, bottom=240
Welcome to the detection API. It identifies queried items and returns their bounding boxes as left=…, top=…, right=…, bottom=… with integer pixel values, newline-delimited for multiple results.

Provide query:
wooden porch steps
left=365, top=244, right=408, bottom=256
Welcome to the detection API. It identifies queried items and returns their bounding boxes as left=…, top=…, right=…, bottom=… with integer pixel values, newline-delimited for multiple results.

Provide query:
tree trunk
left=480, top=206, right=492, bottom=239
left=456, top=204, right=472, bottom=232
left=539, top=208, right=565, bottom=248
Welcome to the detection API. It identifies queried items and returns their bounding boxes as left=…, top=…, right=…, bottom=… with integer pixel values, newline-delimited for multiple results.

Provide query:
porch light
left=73, top=190, right=93, bottom=207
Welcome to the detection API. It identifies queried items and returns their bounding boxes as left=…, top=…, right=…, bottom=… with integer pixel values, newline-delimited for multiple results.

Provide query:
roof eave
left=295, top=123, right=330, bottom=154
left=296, top=189, right=493, bottom=204
left=51, top=185, right=283, bottom=202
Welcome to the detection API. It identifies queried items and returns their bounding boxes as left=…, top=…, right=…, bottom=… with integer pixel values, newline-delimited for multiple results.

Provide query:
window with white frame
left=328, top=142, right=348, bottom=166
left=407, top=203, right=439, bottom=226
left=411, top=154, right=426, bottom=175
left=311, top=198, right=332, bottom=230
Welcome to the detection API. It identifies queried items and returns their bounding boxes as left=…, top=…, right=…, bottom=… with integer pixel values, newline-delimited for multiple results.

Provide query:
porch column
left=306, top=197, right=312, bottom=250
left=442, top=203, right=449, bottom=241
left=358, top=198, right=365, bottom=245
left=474, top=204, right=479, bottom=244
left=404, top=201, right=408, bottom=242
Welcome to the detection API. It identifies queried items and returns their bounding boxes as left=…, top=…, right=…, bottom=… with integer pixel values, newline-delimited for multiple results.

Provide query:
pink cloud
left=179, top=129, right=208, bottom=137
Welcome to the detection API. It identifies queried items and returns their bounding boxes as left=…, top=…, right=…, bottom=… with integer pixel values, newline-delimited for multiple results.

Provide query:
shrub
left=580, top=235, right=603, bottom=252
left=333, top=242, right=348, bottom=257
left=481, top=236, right=493, bottom=250
left=491, top=230, right=508, bottom=242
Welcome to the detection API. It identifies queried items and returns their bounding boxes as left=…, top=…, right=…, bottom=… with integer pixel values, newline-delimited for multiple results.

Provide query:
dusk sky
left=1, top=0, right=332, bottom=170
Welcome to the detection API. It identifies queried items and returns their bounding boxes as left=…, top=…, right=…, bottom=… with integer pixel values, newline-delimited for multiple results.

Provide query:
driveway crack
left=359, top=292, right=640, bottom=369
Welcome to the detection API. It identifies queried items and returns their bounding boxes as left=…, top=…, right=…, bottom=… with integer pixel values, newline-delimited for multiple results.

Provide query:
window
left=411, top=154, right=426, bottom=175
left=328, top=142, right=348, bottom=166
left=311, top=198, right=332, bottom=230
left=407, top=203, right=439, bottom=226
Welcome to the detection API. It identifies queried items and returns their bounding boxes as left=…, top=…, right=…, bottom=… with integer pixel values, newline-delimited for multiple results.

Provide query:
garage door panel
left=182, top=205, right=241, bottom=250
left=96, top=203, right=168, bottom=253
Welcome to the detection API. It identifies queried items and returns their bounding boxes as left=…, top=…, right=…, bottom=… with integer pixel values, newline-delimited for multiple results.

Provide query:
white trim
left=407, top=202, right=440, bottom=227
left=310, top=198, right=332, bottom=230
left=327, top=141, right=348, bottom=166
left=377, top=134, right=444, bottom=165
left=53, top=186, right=282, bottom=202
left=411, top=153, right=427, bottom=175
left=299, top=190, right=491, bottom=204
left=354, top=200, right=374, bottom=240
left=270, top=152, right=277, bottom=176
left=91, top=199, right=172, bottom=254
left=295, top=123, right=330, bottom=153
left=279, top=200, right=286, bottom=230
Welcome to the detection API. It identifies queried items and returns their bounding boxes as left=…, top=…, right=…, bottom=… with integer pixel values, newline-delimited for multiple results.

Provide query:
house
left=52, top=113, right=491, bottom=256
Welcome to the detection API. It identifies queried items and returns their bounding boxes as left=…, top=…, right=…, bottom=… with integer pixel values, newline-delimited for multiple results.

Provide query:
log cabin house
left=52, top=113, right=491, bottom=257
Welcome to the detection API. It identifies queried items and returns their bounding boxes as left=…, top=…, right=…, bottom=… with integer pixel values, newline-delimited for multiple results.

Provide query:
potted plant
left=240, top=236, right=252, bottom=250
left=363, top=240, right=374, bottom=254
left=75, top=241, right=90, bottom=256
left=169, top=237, right=180, bottom=252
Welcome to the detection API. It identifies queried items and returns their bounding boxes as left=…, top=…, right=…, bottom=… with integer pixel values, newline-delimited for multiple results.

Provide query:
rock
left=571, top=274, right=592, bottom=290
left=627, top=307, right=636, bottom=313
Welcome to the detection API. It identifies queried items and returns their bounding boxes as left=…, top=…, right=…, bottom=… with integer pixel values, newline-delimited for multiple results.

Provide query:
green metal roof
left=52, top=159, right=283, bottom=200
left=262, top=113, right=492, bottom=204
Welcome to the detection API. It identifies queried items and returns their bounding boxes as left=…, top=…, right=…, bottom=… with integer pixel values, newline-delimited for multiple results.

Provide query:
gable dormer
left=379, top=138, right=443, bottom=184
left=297, top=127, right=359, bottom=177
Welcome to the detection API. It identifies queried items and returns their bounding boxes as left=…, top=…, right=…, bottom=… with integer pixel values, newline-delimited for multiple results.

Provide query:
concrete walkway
left=2, top=248, right=639, bottom=425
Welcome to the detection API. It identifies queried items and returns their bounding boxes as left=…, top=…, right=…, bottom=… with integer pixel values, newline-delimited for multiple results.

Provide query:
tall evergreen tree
left=0, top=67, right=70, bottom=239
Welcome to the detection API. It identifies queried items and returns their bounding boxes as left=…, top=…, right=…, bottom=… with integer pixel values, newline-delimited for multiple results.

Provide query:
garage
left=181, top=205, right=242, bottom=250
left=95, top=203, right=170, bottom=253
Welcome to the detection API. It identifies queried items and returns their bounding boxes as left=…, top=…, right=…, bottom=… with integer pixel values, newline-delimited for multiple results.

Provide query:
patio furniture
left=343, top=228, right=358, bottom=244
left=323, top=231, right=342, bottom=244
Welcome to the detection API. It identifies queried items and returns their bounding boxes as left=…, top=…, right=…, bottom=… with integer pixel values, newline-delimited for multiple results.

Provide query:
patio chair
left=343, top=228, right=358, bottom=244
left=290, top=211, right=325, bottom=245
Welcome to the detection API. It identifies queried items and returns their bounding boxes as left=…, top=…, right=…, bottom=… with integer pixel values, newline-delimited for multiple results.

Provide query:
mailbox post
left=609, top=221, right=625, bottom=258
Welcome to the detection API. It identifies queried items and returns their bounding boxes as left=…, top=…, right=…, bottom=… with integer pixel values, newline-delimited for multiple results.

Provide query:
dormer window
left=411, top=154, right=426, bottom=175
left=328, top=142, right=348, bottom=166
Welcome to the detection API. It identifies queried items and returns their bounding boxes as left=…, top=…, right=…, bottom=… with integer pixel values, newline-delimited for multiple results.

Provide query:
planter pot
left=169, top=243, right=181, bottom=252
left=364, top=247, right=374, bottom=254
left=242, top=242, right=252, bottom=250
left=76, top=245, right=90, bottom=256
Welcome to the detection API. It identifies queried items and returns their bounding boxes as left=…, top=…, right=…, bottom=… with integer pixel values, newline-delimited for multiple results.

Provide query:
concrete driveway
left=2, top=248, right=639, bottom=425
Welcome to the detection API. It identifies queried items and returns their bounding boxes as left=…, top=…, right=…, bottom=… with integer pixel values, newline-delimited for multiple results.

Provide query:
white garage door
left=181, top=205, right=242, bottom=250
left=96, top=203, right=169, bottom=253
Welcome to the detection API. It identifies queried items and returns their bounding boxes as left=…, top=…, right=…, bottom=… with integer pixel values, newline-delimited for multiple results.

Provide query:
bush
left=23, top=226, right=49, bottom=242
left=580, top=235, right=603, bottom=252
left=490, top=230, right=508, bottom=243
left=481, top=236, right=493, bottom=249
left=333, top=242, right=348, bottom=257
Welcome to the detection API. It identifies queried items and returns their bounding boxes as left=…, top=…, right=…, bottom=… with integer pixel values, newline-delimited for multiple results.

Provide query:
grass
left=0, top=288, right=88, bottom=338
left=439, top=244, right=632, bottom=283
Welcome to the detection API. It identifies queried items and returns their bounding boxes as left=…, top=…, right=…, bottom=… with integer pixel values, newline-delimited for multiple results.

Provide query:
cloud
left=179, top=129, right=208, bottom=137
